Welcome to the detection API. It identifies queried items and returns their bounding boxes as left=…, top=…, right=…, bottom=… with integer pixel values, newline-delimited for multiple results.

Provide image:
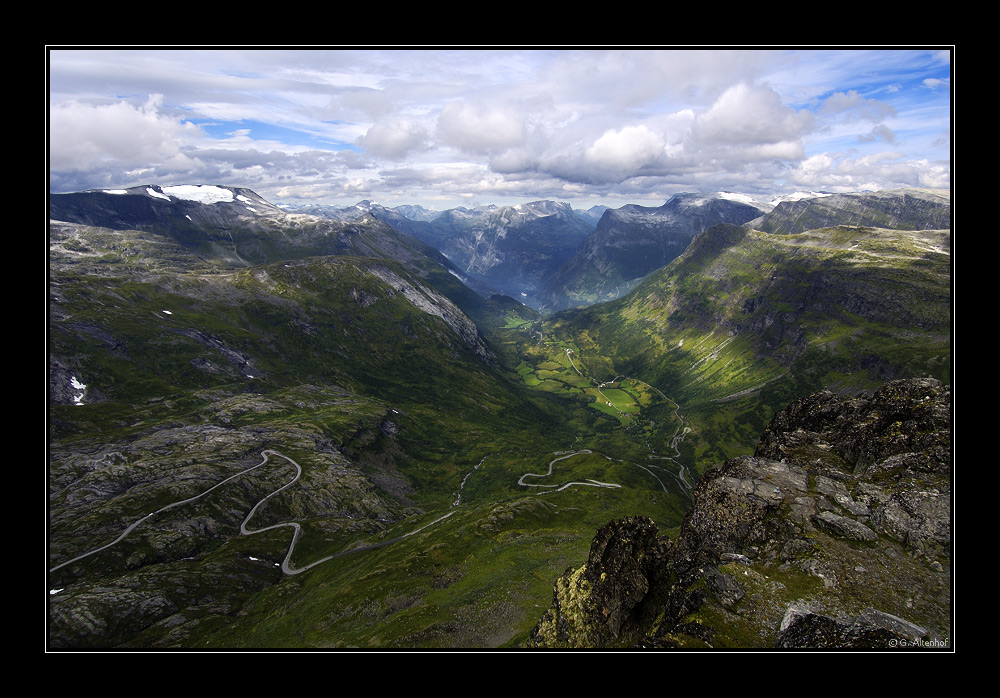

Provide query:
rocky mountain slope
left=48, top=187, right=506, bottom=410
left=49, top=185, right=459, bottom=276
left=278, top=200, right=443, bottom=224
left=529, top=377, right=951, bottom=649
left=389, top=201, right=596, bottom=305
left=289, top=198, right=600, bottom=307
left=748, top=188, right=951, bottom=236
left=539, top=192, right=770, bottom=309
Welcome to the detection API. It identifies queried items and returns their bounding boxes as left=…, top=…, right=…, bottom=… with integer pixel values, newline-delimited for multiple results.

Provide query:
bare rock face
left=755, top=377, right=951, bottom=559
left=529, top=378, right=952, bottom=649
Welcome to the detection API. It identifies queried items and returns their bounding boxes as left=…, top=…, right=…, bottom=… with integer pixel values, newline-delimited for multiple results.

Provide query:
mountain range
left=47, top=183, right=952, bottom=649
left=540, top=192, right=772, bottom=309
left=279, top=192, right=776, bottom=310
left=282, top=198, right=598, bottom=306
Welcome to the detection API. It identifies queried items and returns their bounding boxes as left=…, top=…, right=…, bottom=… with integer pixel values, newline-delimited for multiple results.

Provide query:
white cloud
left=788, top=151, right=949, bottom=191
left=437, top=101, right=526, bottom=154
left=50, top=94, right=202, bottom=173
left=357, top=120, right=429, bottom=159
left=797, top=153, right=835, bottom=175
left=585, top=125, right=666, bottom=171
left=820, top=90, right=897, bottom=122
left=694, top=83, right=814, bottom=146
left=858, top=124, right=896, bottom=144
left=540, top=49, right=772, bottom=111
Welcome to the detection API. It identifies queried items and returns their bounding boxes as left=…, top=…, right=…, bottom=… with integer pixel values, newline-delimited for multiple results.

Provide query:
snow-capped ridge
left=718, top=191, right=769, bottom=207
left=162, top=185, right=236, bottom=204
left=139, top=184, right=240, bottom=204
left=93, top=184, right=276, bottom=208
left=768, top=191, right=834, bottom=205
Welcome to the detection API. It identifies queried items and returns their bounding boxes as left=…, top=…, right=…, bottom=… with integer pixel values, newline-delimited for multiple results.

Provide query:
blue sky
left=48, top=48, right=952, bottom=210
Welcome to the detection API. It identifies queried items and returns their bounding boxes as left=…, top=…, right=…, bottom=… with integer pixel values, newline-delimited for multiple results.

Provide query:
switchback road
left=50, top=449, right=455, bottom=577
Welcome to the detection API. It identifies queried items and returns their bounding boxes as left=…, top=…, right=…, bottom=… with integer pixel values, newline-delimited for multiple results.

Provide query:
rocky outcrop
left=529, top=378, right=952, bottom=649
left=775, top=605, right=936, bottom=648
left=755, top=377, right=951, bottom=559
left=366, top=263, right=494, bottom=362
left=528, top=517, right=671, bottom=647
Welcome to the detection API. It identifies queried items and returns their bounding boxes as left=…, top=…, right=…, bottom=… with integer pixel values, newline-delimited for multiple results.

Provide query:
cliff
left=529, top=377, right=952, bottom=649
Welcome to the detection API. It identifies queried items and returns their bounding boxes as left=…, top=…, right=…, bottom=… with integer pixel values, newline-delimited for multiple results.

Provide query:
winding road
left=50, top=449, right=454, bottom=577
left=517, top=449, right=622, bottom=493
left=630, top=379, right=693, bottom=490
left=564, top=346, right=693, bottom=492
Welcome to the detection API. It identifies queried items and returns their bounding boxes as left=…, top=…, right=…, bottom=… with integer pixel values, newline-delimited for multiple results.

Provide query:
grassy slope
left=528, top=225, right=951, bottom=475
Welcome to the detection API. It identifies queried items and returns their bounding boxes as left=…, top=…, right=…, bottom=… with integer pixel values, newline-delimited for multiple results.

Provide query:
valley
left=47, top=185, right=951, bottom=649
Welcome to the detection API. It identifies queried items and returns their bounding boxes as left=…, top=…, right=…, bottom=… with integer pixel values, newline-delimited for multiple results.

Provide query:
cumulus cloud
left=50, top=94, right=202, bottom=173
left=540, top=49, right=771, bottom=111
left=471, top=84, right=817, bottom=189
left=357, top=120, right=429, bottom=159
left=788, top=151, right=949, bottom=191
left=437, top=101, right=527, bottom=153
left=858, top=124, right=896, bottom=144
left=47, top=89, right=376, bottom=194
left=585, top=125, right=667, bottom=171
left=693, top=83, right=814, bottom=146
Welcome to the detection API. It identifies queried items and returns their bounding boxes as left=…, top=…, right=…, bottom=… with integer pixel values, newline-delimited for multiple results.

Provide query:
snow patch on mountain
left=769, top=191, right=833, bottom=205
left=70, top=376, right=86, bottom=405
left=161, top=185, right=236, bottom=204
left=719, top=192, right=766, bottom=206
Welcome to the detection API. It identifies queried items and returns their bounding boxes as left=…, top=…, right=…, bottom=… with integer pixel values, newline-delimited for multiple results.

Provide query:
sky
left=48, top=48, right=952, bottom=211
